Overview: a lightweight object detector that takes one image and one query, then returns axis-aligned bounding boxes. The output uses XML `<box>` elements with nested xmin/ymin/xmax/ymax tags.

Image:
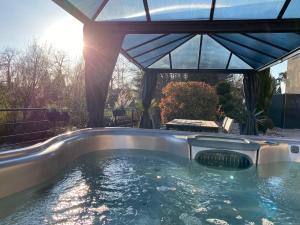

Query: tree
<box><xmin>13</xmin><ymin>41</ymin><xmax>51</xmax><ymax>112</ymax></box>
<box><xmin>0</xmin><ymin>48</ymin><xmax>17</xmax><ymax>90</ymax></box>
<box><xmin>276</xmin><ymin>71</ymin><xmax>287</xmax><ymax>94</ymax></box>
<box><xmin>216</xmin><ymin>80</ymin><xmax>244</xmax><ymax>122</ymax></box>
<box><xmin>0</xmin><ymin>41</ymin><xmax>87</xmax><ymax>128</ymax></box>
<box><xmin>257</xmin><ymin>69</ymin><xmax>276</xmax><ymax>133</ymax></box>
<box><xmin>65</xmin><ymin>60</ymin><xmax>87</xmax><ymax>128</ymax></box>
<box><xmin>107</xmin><ymin>55</ymin><xmax>141</xmax><ymax>109</ymax></box>
<box><xmin>160</xmin><ymin>81</ymin><xmax>218</xmax><ymax>123</ymax></box>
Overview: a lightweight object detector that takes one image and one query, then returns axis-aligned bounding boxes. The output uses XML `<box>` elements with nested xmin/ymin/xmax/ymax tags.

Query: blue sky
<box><xmin>1</xmin><ymin>1</ymin><xmax>65</xmax><ymax>48</ymax></box>
<box><xmin>0</xmin><ymin>0</ymin><xmax>287</xmax><ymax>76</ymax></box>
<box><xmin>270</xmin><ymin>61</ymin><xmax>287</xmax><ymax>78</ymax></box>
<box><xmin>0</xmin><ymin>0</ymin><xmax>83</xmax><ymax>56</ymax></box>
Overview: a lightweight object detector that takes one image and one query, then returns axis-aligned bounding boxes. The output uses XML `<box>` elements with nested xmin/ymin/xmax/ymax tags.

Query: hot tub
<box><xmin>0</xmin><ymin>128</ymin><xmax>300</xmax><ymax>225</ymax></box>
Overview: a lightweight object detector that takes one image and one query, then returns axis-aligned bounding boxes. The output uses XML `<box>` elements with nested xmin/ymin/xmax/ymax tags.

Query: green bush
<box><xmin>216</xmin><ymin>81</ymin><xmax>244</xmax><ymax>122</ymax></box>
<box><xmin>159</xmin><ymin>81</ymin><xmax>218</xmax><ymax>124</ymax></box>
<box><xmin>257</xmin><ymin>69</ymin><xmax>276</xmax><ymax>133</ymax></box>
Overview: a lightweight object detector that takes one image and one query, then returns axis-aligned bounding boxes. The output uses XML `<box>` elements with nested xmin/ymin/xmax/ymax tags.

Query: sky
<box><xmin>0</xmin><ymin>0</ymin><xmax>83</xmax><ymax>58</ymax></box>
<box><xmin>0</xmin><ymin>0</ymin><xmax>287</xmax><ymax>77</ymax></box>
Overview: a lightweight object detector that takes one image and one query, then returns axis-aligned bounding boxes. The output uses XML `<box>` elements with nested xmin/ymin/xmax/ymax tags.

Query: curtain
<box><xmin>243</xmin><ymin>73</ymin><xmax>259</xmax><ymax>135</ymax></box>
<box><xmin>139</xmin><ymin>70</ymin><xmax>157</xmax><ymax>129</ymax></box>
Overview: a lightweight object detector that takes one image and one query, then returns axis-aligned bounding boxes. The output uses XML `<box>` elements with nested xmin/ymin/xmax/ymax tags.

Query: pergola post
<box><xmin>243</xmin><ymin>72</ymin><xmax>260</xmax><ymax>135</ymax></box>
<box><xmin>139</xmin><ymin>70</ymin><xmax>158</xmax><ymax>129</ymax></box>
<box><xmin>83</xmin><ymin>24</ymin><xmax>125</xmax><ymax>127</ymax></box>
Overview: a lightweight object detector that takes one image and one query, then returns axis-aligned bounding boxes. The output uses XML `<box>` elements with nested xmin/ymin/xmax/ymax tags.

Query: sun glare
<box><xmin>41</xmin><ymin>17</ymin><xmax>83</xmax><ymax>58</ymax></box>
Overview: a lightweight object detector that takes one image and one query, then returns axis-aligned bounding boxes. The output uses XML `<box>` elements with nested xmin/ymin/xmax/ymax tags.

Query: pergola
<box><xmin>53</xmin><ymin>0</ymin><xmax>300</xmax><ymax>134</ymax></box>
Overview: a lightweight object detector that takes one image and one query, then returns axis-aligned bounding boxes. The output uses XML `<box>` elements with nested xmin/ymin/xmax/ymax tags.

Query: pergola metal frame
<box><xmin>52</xmin><ymin>0</ymin><xmax>300</xmax><ymax>134</ymax></box>
<box><xmin>120</xmin><ymin>30</ymin><xmax>300</xmax><ymax>73</ymax></box>
<box><xmin>146</xmin><ymin>68</ymin><xmax>254</xmax><ymax>74</ymax></box>
<box><xmin>53</xmin><ymin>0</ymin><xmax>300</xmax><ymax>73</ymax></box>
<box><xmin>53</xmin><ymin>0</ymin><xmax>295</xmax><ymax>24</ymax></box>
<box><xmin>90</xmin><ymin>19</ymin><xmax>300</xmax><ymax>34</ymax></box>
<box><xmin>81</xmin><ymin>19</ymin><xmax>300</xmax><ymax>73</ymax></box>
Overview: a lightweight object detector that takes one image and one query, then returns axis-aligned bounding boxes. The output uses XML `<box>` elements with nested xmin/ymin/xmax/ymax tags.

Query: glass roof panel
<box><xmin>96</xmin><ymin>0</ymin><xmax>146</xmax><ymax>21</ymax></box>
<box><xmin>134</xmin><ymin>36</ymin><xmax>192</xmax><ymax>66</ymax></box>
<box><xmin>237</xmin><ymin>55</ymin><xmax>264</xmax><ymax>69</ymax></box>
<box><xmin>122</xmin><ymin>34</ymin><xmax>164</xmax><ymax>50</ymax></box>
<box><xmin>149</xmin><ymin>55</ymin><xmax>170</xmax><ymax>69</ymax></box>
<box><xmin>129</xmin><ymin>34</ymin><xmax>190</xmax><ymax>57</ymax></box>
<box><xmin>121</xmin><ymin>32</ymin><xmax>300</xmax><ymax>70</ymax></box>
<box><xmin>214</xmin><ymin>0</ymin><xmax>286</xmax><ymax>19</ymax></box>
<box><xmin>171</xmin><ymin>35</ymin><xmax>200</xmax><ymax>69</ymax></box>
<box><xmin>247</xmin><ymin>33</ymin><xmax>300</xmax><ymax>50</ymax></box>
<box><xmin>228</xmin><ymin>55</ymin><xmax>252</xmax><ymax>69</ymax></box>
<box><xmin>148</xmin><ymin>0</ymin><xmax>211</xmax><ymax>21</ymax></box>
<box><xmin>199</xmin><ymin>35</ymin><xmax>231</xmax><ymax>69</ymax></box>
<box><xmin>216</xmin><ymin>34</ymin><xmax>286</xmax><ymax>58</ymax></box>
<box><xmin>283</xmin><ymin>0</ymin><xmax>300</xmax><ymax>18</ymax></box>
<box><xmin>211</xmin><ymin>35</ymin><xmax>274</xmax><ymax>67</ymax></box>
<box><xmin>140</xmin><ymin>54</ymin><xmax>166</xmax><ymax>67</ymax></box>
<box><xmin>68</xmin><ymin>0</ymin><xmax>104</xmax><ymax>18</ymax></box>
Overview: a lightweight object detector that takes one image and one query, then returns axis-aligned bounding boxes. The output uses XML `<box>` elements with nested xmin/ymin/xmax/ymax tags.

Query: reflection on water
<box><xmin>1</xmin><ymin>150</ymin><xmax>300</xmax><ymax>225</ymax></box>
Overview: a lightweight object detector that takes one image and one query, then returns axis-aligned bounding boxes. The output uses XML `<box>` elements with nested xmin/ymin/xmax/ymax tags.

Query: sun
<box><xmin>41</xmin><ymin>17</ymin><xmax>83</xmax><ymax>58</ymax></box>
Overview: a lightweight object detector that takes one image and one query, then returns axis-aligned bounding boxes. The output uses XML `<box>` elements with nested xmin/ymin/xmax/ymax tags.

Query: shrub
<box><xmin>216</xmin><ymin>81</ymin><xmax>244</xmax><ymax>122</ymax></box>
<box><xmin>159</xmin><ymin>81</ymin><xmax>218</xmax><ymax>124</ymax></box>
<box><xmin>257</xmin><ymin>69</ymin><xmax>276</xmax><ymax>133</ymax></box>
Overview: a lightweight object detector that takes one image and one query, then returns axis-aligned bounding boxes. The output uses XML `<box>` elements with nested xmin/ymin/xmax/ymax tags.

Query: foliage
<box><xmin>275</xmin><ymin>71</ymin><xmax>287</xmax><ymax>94</ymax></box>
<box><xmin>159</xmin><ymin>81</ymin><xmax>218</xmax><ymax>124</ymax></box>
<box><xmin>242</xmin><ymin>108</ymin><xmax>266</xmax><ymax>135</ymax></box>
<box><xmin>65</xmin><ymin>61</ymin><xmax>87</xmax><ymax>128</ymax></box>
<box><xmin>216</xmin><ymin>80</ymin><xmax>244</xmax><ymax>122</ymax></box>
<box><xmin>0</xmin><ymin>41</ymin><xmax>87</xmax><ymax>128</ymax></box>
<box><xmin>257</xmin><ymin>69</ymin><xmax>276</xmax><ymax>133</ymax></box>
<box><xmin>107</xmin><ymin>55</ymin><xmax>142</xmax><ymax>110</ymax></box>
<box><xmin>0</xmin><ymin>43</ymin><xmax>142</xmax><ymax>131</ymax></box>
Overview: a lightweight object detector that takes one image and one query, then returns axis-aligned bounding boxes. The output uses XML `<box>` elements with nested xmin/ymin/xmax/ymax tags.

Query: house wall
<box><xmin>286</xmin><ymin>55</ymin><xmax>300</xmax><ymax>94</ymax></box>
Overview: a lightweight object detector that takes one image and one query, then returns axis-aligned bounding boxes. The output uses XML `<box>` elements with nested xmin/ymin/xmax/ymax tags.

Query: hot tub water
<box><xmin>1</xmin><ymin>150</ymin><xmax>300</xmax><ymax>225</ymax></box>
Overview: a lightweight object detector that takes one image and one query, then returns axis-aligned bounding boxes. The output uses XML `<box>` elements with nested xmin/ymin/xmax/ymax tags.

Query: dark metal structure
<box><xmin>52</xmin><ymin>0</ymin><xmax>300</xmax><ymax>134</ymax></box>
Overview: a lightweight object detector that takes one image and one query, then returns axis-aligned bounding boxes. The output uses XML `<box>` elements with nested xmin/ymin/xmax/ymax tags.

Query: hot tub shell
<box><xmin>0</xmin><ymin>128</ymin><xmax>298</xmax><ymax>199</ymax></box>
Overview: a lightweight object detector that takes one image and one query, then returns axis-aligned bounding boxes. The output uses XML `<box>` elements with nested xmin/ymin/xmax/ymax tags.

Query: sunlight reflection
<box><xmin>40</xmin><ymin>17</ymin><xmax>83</xmax><ymax>59</ymax></box>
<box><xmin>125</xmin><ymin>4</ymin><xmax>215</xmax><ymax>19</ymax></box>
<box><xmin>51</xmin><ymin>181</ymin><xmax>92</xmax><ymax>224</ymax></box>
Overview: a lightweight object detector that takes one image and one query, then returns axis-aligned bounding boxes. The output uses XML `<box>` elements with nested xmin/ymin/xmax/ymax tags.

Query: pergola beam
<box><xmin>132</xmin><ymin>34</ymin><xmax>191</xmax><ymax>58</ymax></box>
<box><xmin>169</xmin><ymin>53</ymin><xmax>172</xmax><ymax>69</ymax></box>
<box><xmin>91</xmin><ymin>19</ymin><xmax>300</xmax><ymax>33</ymax></box>
<box><xmin>143</xmin><ymin>0</ymin><xmax>151</xmax><ymax>22</ymax></box>
<box><xmin>125</xmin><ymin>34</ymin><xmax>168</xmax><ymax>51</ymax></box>
<box><xmin>241</xmin><ymin>33</ymin><xmax>290</xmax><ymax>52</ymax></box>
<box><xmin>145</xmin><ymin>35</ymin><xmax>195</xmax><ymax>68</ymax></box>
<box><xmin>197</xmin><ymin>35</ymin><xmax>203</xmax><ymax>69</ymax></box>
<box><xmin>52</xmin><ymin>0</ymin><xmax>90</xmax><ymax>23</ymax></box>
<box><xmin>226</xmin><ymin>53</ymin><xmax>233</xmax><ymax>69</ymax></box>
<box><xmin>277</xmin><ymin>0</ymin><xmax>292</xmax><ymax>19</ymax></box>
<box><xmin>208</xmin><ymin>35</ymin><xmax>257</xmax><ymax>69</ymax></box>
<box><xmin>210</xmin><ymin>0</ymin><xmax>216</xmax><ymax>20</ymax></box>
<box><xmin>213</xmin><ymin>34</ymin><xmax>278</xmax><ymax>59</ymax></box>
<box><xmin>120</xmin><ymin>49</ymin><xmax>144</xmax><ymax>70</ymax></box>
<box><xmin>92</xmin><ymin>0</ymin><xmax>110</xmax><ymax>20</ymax></box>
<box><xmin>258</xmin><ymin>47</ymin><xmax>300</xmax><ymax>71</ymax></box>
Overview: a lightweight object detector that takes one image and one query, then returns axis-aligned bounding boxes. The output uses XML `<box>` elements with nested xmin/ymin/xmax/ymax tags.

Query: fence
<box><xmin>0</xmin><ymin>108</ymin><xmax>70</xmax><ymax>150</ymax></box>
<box><xmin>269</xmin><ymin>94</ymin><xmax>300</xmax><ymax>129</ymax></box>
<box><xmin>107</xmin><ymin>107</ymin><xmax>139</xmax><ymax>127</ymax></box>
<box><xmin>0</xmin><ymin>107</ymin><xmax>139</xmax><ymax>150</ymax></box>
